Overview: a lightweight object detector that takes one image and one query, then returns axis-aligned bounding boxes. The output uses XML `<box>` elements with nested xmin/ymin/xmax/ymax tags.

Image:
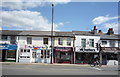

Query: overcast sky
<box><xmin>1</xmin><ymin>0</ymin><xmax>120</xmax><ymax>34</ymax></box>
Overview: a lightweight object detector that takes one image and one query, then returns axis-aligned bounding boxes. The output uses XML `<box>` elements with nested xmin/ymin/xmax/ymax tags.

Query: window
<box><xmin>1</xmin><ymin>36</ymin><xmax>7</xmax><ymax>41</ymax></box>
<box><xmin>81</xmin><ymin>39</ymin><xmax>86</xmax><ymax>48</ymax></box>
<box><xmin>67</xmin><ymin>38</ymin><xmax>71</xmax><ymax>46</ymax></box>
<box><xmin>118</xmin><ymin>41</ymin><xmax>120</xmax><ymax>48</ymax></box>
<box><xmin>43</xmin><ymin>38</ymin><xmax>48</xmax><ymax>44</ymax></box>
<box><xmin>109</xmin><ymin>40</ymin><xmax>115</xmax><ymax>47</ymax></box>
<box><xmin>102</xmin><ymin>41</ymin><xmax>107</xmax><ymax>45</ymax></box>
<box><xmin>58</xmin><ymin>38</ymin><xmax>63</xmax><ymax>45</ymax></box>
<box><xmin>89</xmin><ymin>39</ymin><xmax>94</xmax><ymax>47</ymax></box>
<box><xmin>27</xmin><ymin>37</ymin><xmax>32</xmax><ymax>44</ymax></box>
<box><xmin>10</xmin><ymin>36</ymin><xmax>16</xmax><ymax>44</ymax></box>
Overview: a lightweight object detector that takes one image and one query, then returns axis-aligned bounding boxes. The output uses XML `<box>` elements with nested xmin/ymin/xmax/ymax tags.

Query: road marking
<box><xmin>92</xmin><ymin>67</ymin><xmax>103</xmax><ymax>71</ymax></box>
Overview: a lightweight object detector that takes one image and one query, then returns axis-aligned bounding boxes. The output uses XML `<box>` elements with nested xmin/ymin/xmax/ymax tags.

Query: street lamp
<box><xmin>50</xmin><ymin>4</ymin><xmax>54</xmax><ymax>64</ymax></box>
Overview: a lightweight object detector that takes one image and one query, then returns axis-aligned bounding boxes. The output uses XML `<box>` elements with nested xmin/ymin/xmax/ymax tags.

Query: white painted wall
<box><xmin>75</xmin><ymin>35</ymin><xmax>100</xmax><ymax>52</ymax></box>
<box><xmin>100</xmin><ymin>40</ymin><xmax>118</xmax><ymax>47</ymax></box>
<box><xmin>0</xmin><ymin>36</ymin><xmax>10</xmax><ymax>44</ymax></box>
<box><xmin>17</xmin><ymin>36</ymin><xmax>51</xmax><ymax>49</ymax></box>
<box><xmin>54</xmin><ymin>37</ymin><xmax>74</xmax><ymax>47</ymax></box>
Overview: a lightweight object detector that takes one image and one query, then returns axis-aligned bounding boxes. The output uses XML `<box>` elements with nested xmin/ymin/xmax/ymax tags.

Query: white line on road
<box><xmin>90</xmin><ymin>67</ymin><xmax>103</xmax><ymax>71</ymax></box>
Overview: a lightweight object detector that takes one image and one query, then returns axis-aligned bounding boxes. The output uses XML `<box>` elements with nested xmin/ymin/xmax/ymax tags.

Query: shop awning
<box><xmin>54</xmin><ymin>47</ymin><xmax>73</xmax><ymax>52</ymax></box>
<box><xmin>0</xmin><ymin>44</ymin><xmax>17</xmax><ymax>50</ymax></box>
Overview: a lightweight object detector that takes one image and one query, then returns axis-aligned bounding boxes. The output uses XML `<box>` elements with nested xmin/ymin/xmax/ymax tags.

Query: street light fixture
<box><xmin>51</xmin><ymin>4</ymin><xmax>54</xmax><ymax>64</ymax></box>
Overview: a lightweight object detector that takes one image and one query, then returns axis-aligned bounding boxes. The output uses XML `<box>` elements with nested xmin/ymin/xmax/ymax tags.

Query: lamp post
<box><xmin>51</xmin><ymin>4</ymin><xmax>54</xmax><ymax>64</ymax></box>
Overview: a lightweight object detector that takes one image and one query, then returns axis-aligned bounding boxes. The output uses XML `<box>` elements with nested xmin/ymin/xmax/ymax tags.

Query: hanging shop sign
<box><xmin>0</xmin><ymin>44</ymin><xmax>17</xmax><ymax>50</ymax></box>
<box><xmin>54</xmin><ymin>47</ymin><xmax>73</xmax><ymax>52</ymax></box>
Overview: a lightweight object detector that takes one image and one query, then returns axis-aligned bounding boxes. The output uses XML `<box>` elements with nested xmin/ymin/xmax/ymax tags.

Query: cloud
<box><xmin>1</xmin><ymin>0</ymin><xmax>71</xmax><ymax>10</ymax></box>
<box><xmin>1</xmin><ymin>10</ymin><xmax>62</xmax><ymax>31</ymax></box>
<box><xmin>92</xmin><ymin>15</ymin><xmax>120</xmax><ymax>25</ymax></box>
<box><xmin>103</xmin><ymin>22</ymin><xmax>119</xmax><ymax>34</ymax></box>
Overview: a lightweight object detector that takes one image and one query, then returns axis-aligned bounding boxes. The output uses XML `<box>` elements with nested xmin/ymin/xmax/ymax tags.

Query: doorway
<box><xmin>36</xmin><ymin>49</ymin><xmax>51</xmax><ymax>63</ymax></box>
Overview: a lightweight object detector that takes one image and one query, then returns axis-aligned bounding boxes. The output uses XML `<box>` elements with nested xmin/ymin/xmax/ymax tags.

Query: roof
<box><xmin>0</xmin><ymin>30</ymin><xmax>55</xmax><ymax>36</ymax></box>
<box><xmin>97</xmin><ymin>33</ymin><xmax>120</xmax><ymax>40</ymax></box>
<box><xmin>72</xmin><ymin>31</ymin><xmax>99</xmax><ymax>36</ymax></box>
<box><xmin>1</xmin><ymin>30</ymin><xmax>120</xmax><ymax>40</ymax></box>
<box><xmin>55</xmin><ymin>31</ymin><xmax>74</xmax><ymax>37</ymax></box>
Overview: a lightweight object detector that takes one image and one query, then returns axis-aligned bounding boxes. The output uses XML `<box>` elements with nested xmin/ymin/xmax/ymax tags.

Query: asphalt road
<box><xmin>1</xmin><ymin>63</ymin><xmax>119</xmax><ymax>75</ymax></box>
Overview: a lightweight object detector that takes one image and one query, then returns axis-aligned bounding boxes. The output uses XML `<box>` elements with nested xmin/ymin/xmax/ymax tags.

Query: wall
<box><xmin>75</xmin><ymin>35</ymin><xmax>100</xmax><ymax>52</ymax></box>
<box><xmin>54</xmin><ymin>37</ymin><xmax>74</xmax><ymax>47</ymax></box>
<box><xmin>100</xmin><ymin>40</ymin><xmax>118</xmax><ymax>47</ymax></box>
<box><xmin>17</xmin><ymin>36</ymin><xmax>51</xmax><ymax>49</ymax></box>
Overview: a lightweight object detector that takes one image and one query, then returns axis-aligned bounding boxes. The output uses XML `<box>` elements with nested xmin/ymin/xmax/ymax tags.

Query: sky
<box><xmin>1</xmin><ymin>0</ymin><xmax>120</xmax><ymax>34</ymax></box>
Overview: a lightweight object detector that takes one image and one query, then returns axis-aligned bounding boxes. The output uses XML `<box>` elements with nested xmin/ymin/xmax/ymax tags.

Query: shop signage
<box><xmin>25</xmin><ymin>45</ymin><xmax>48</xmax><ymax>49</ymax></box>
<box><xmin>76</xmin><ymin>48</ymin><xmax>98</xmax><ymax>52</ymax></box>
<box><xmin>75</xmin><ymin>46</ymin><xmax>98</xmax><ymax>52</ymax></box>
<box><xmin>54</xmin><ymin>47</ymin><xmax>73</xmax><ymax>52</ymax></box>
<box><xmin>0</xmin><ymin>44</ymin><xmax>17</xmax><ymax>50</ymax></box>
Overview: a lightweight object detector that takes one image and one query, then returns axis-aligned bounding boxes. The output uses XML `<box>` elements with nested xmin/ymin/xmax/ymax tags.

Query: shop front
<box><xmin>54</xmin><ymin>47</ymin><xmax>74</xmax><ymax>64</ymax></box>
<box><xmin>75</xmin><ymin>48</ymin><xmax>99</xmax><ymax>64</ymax></box>
<box><xmin>18</xmin><ymin>45</ymin><xmax>51</xmax><ymax>63</ymax></box>
<box><xmin>0</xmin><ymin>44</ymin><xmax>17</xmax><ymax>62</ymax></box>
<box><xmin>101</xmin><ymin>47</ymin><xmax>119</xmax><ymax>65</ymax></box>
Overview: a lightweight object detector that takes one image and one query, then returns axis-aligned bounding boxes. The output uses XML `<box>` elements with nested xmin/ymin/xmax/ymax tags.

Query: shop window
<box><xmin>6</xmin><ymin>50</ymin><xmax>16</xmax><ymax>58</ymax></box>
<box><xmin>67</xmin><ymin>38</ymin><xmax>71</xmax><ymax>46</ymax></box>
<box><xmin>32</xmin><ymin>52</ymin><xmax>36</xmax><ymax>58</ymax></box>
<box><xmin>58</xmin><ymin>38</ymin><xmax>63</xmax><ymax>45</ymax></box>
<box><xmin>27</xmin><ymin>37</ymin><xmax>32</xmax><ymax>44</ymax></box>
<box><xmin>27</xmin><ymin>49</ymin><xmax>30</xmax><ymax>52</ymax></box>
<box><xmin>41</xmin><ymin>50</ymin><xmax>43</xmax><ymax>58</ymax></box>
<box><xmin>1</xmin><ymin>36</ymin><xmax>7</xmax><ymax>41</ymax></box>
<box><xmin>102</xmin><ymin>41</ymin><xmax>107</xmax><ymax>45</ymax></box>
<box><xmin>47</xmin><ymin>50</ymin><xmax>50</xmax><ymax>58</ymax></box>
<box><xmin>10</xmin><ymin>36</ymin><xmax>16</xmax><ymax>44</ymax></box>
<box><xmin>81</xmin><ymin>39</ymin><xmax>86</xmax><ymax>48</ymax></box>
<box><xmin>61</xmin><ymin>52</ymin><xmax>71</xmax><ymax>61</ymax></box>
<box><xmin>43</xmin><ymin>38</ymin><xmax>48</xmax><ymax>45</ymax></box>
<box><xmin>89</xmin><ymin>39</ymin><xmax>94</xmax><ymax>47</ymax></box>
<box><xmin>109</xmin><ymin>40</ymin><xmax>115</xmax><ymax>47</ymax></box>
<box><xmin>24</xmin><ymin>49</ymin><xmax>27</xmax><ymax>52</ymax></box>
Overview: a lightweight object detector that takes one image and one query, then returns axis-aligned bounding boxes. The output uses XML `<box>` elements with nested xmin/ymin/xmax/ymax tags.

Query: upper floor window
<box><xmin>27</xmin><ymin>37</ymin><xmax>32</xmax><ymax>44</ymax></box>
<box><xmin>43</xmin><ymin>38</ymin><xmax>48</xmax><ymax>44</ymax></box>
<box><xmin>89</xmin><ymin>39</ymin><xmax>94</xmax><ymax>47</ymax></box>
<box><xmin>102</xmin><ymin>40</ymin><xmax>107</xmax><ymax>45</ymax></box>
<box><xmin>58</xmin><ymin>38</ymin><xmax>63</xmax><ymax>45</ymax></box>
<box><xmin>1</xmin><ymin>36</ymin><xmax>7</xmax><ymax>41</ymax></box>
<box><xmin>67</xmin><ymin>38</ymin><xmax>71</xmax><ymax>46</ymax></box>
<box><xmin>109</xmin><ymin>40</ymin><xmax>115</xmax><ymax>47</ymax></box>
<box><xmin>118</xmin><ymin>41</ymin><xmax>120</xmax><ymax>48</ymax></box>
<box><xmin>81</xmin><ymin>39</ymin><xmax>86</xmax><ymax>48</ymax></box>
<box><xmin>10</xmin><ymin>36</ymin><xmax>16</xmax><ymax>44</ymax></box>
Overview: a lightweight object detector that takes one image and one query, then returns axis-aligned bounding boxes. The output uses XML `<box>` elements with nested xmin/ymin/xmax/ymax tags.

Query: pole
<box><xmin>51</xmin><ymin>4</ymin><xmax>54</xmax><ymax>64</ymax></box>
<box><xmin>99</xmin><ymin>43</ymin><xmax>102</xmax><ymax>66</ymax></box>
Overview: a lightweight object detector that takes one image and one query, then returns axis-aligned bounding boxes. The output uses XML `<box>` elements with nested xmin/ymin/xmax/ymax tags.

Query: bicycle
<box><xmin>90</xmin><ymin>60</ymin><xmax>102</xmax><ymax>67</ymax></box>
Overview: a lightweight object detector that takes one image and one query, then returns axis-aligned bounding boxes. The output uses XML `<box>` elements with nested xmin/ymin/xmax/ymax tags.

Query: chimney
<box><xmin>93</xmin><ymin>26</ymin><xmax>97</xmax><ymax>34</ymax></box>
<box><xmin>98</xmin><ymin>30</ymin><xmax>102</xmax><ymax>33</ymax></box>
<box><xmin>107</xmin><ymin>28</ymin><xmax>114</xmax><ymax>35</ymax></box>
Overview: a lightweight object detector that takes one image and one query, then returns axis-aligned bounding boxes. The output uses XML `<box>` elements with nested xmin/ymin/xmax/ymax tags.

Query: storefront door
<box><xmin>36</xmin><ymin>49</ymin><xmax>51</xmax><ymax>63</ymax></box>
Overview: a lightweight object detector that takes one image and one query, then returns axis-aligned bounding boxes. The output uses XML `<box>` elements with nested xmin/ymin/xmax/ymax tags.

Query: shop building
<box><xmin>53</xmin><ymin>32</ymin><xmax>75</xmax><ymax>64</ymax></box>
<box><xmin>73</xmin><ymin>27</ymin><xmax>100</xmax><ymax>64</ymax></box>
<box><xmin>0</xmin><ymin>31</ymin><xmax>18</xmax><ymax>62</ymax></box>
<box><xmin>16</xmin><ymin>31</ymin><xmax>54</xmax><ymax>63</ymax></box>
<box><xmin>97</xmin><ymin>28</ymin><xmax>120</xmax><ymax>65</ymax></box>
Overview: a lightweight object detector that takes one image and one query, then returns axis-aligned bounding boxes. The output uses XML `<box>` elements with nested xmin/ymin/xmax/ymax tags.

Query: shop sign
<box><xmin>76</xmin><ymin>46</ymin><xmax>98</xmax><ymax>52</ymax></box>
<box><xmin>54</xmin><ymin>47</ymin><xmax>73</xmax><ymax>52</ymax></box>
<box><xmin>25</xmin><ymin>45</ymin><xmax>48</xmax><ymax>49</ymax></box>
<box><xmin>0</xmin><ymin>44</ymin><xmax>17</xmax><ymax>50</ymax></box>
